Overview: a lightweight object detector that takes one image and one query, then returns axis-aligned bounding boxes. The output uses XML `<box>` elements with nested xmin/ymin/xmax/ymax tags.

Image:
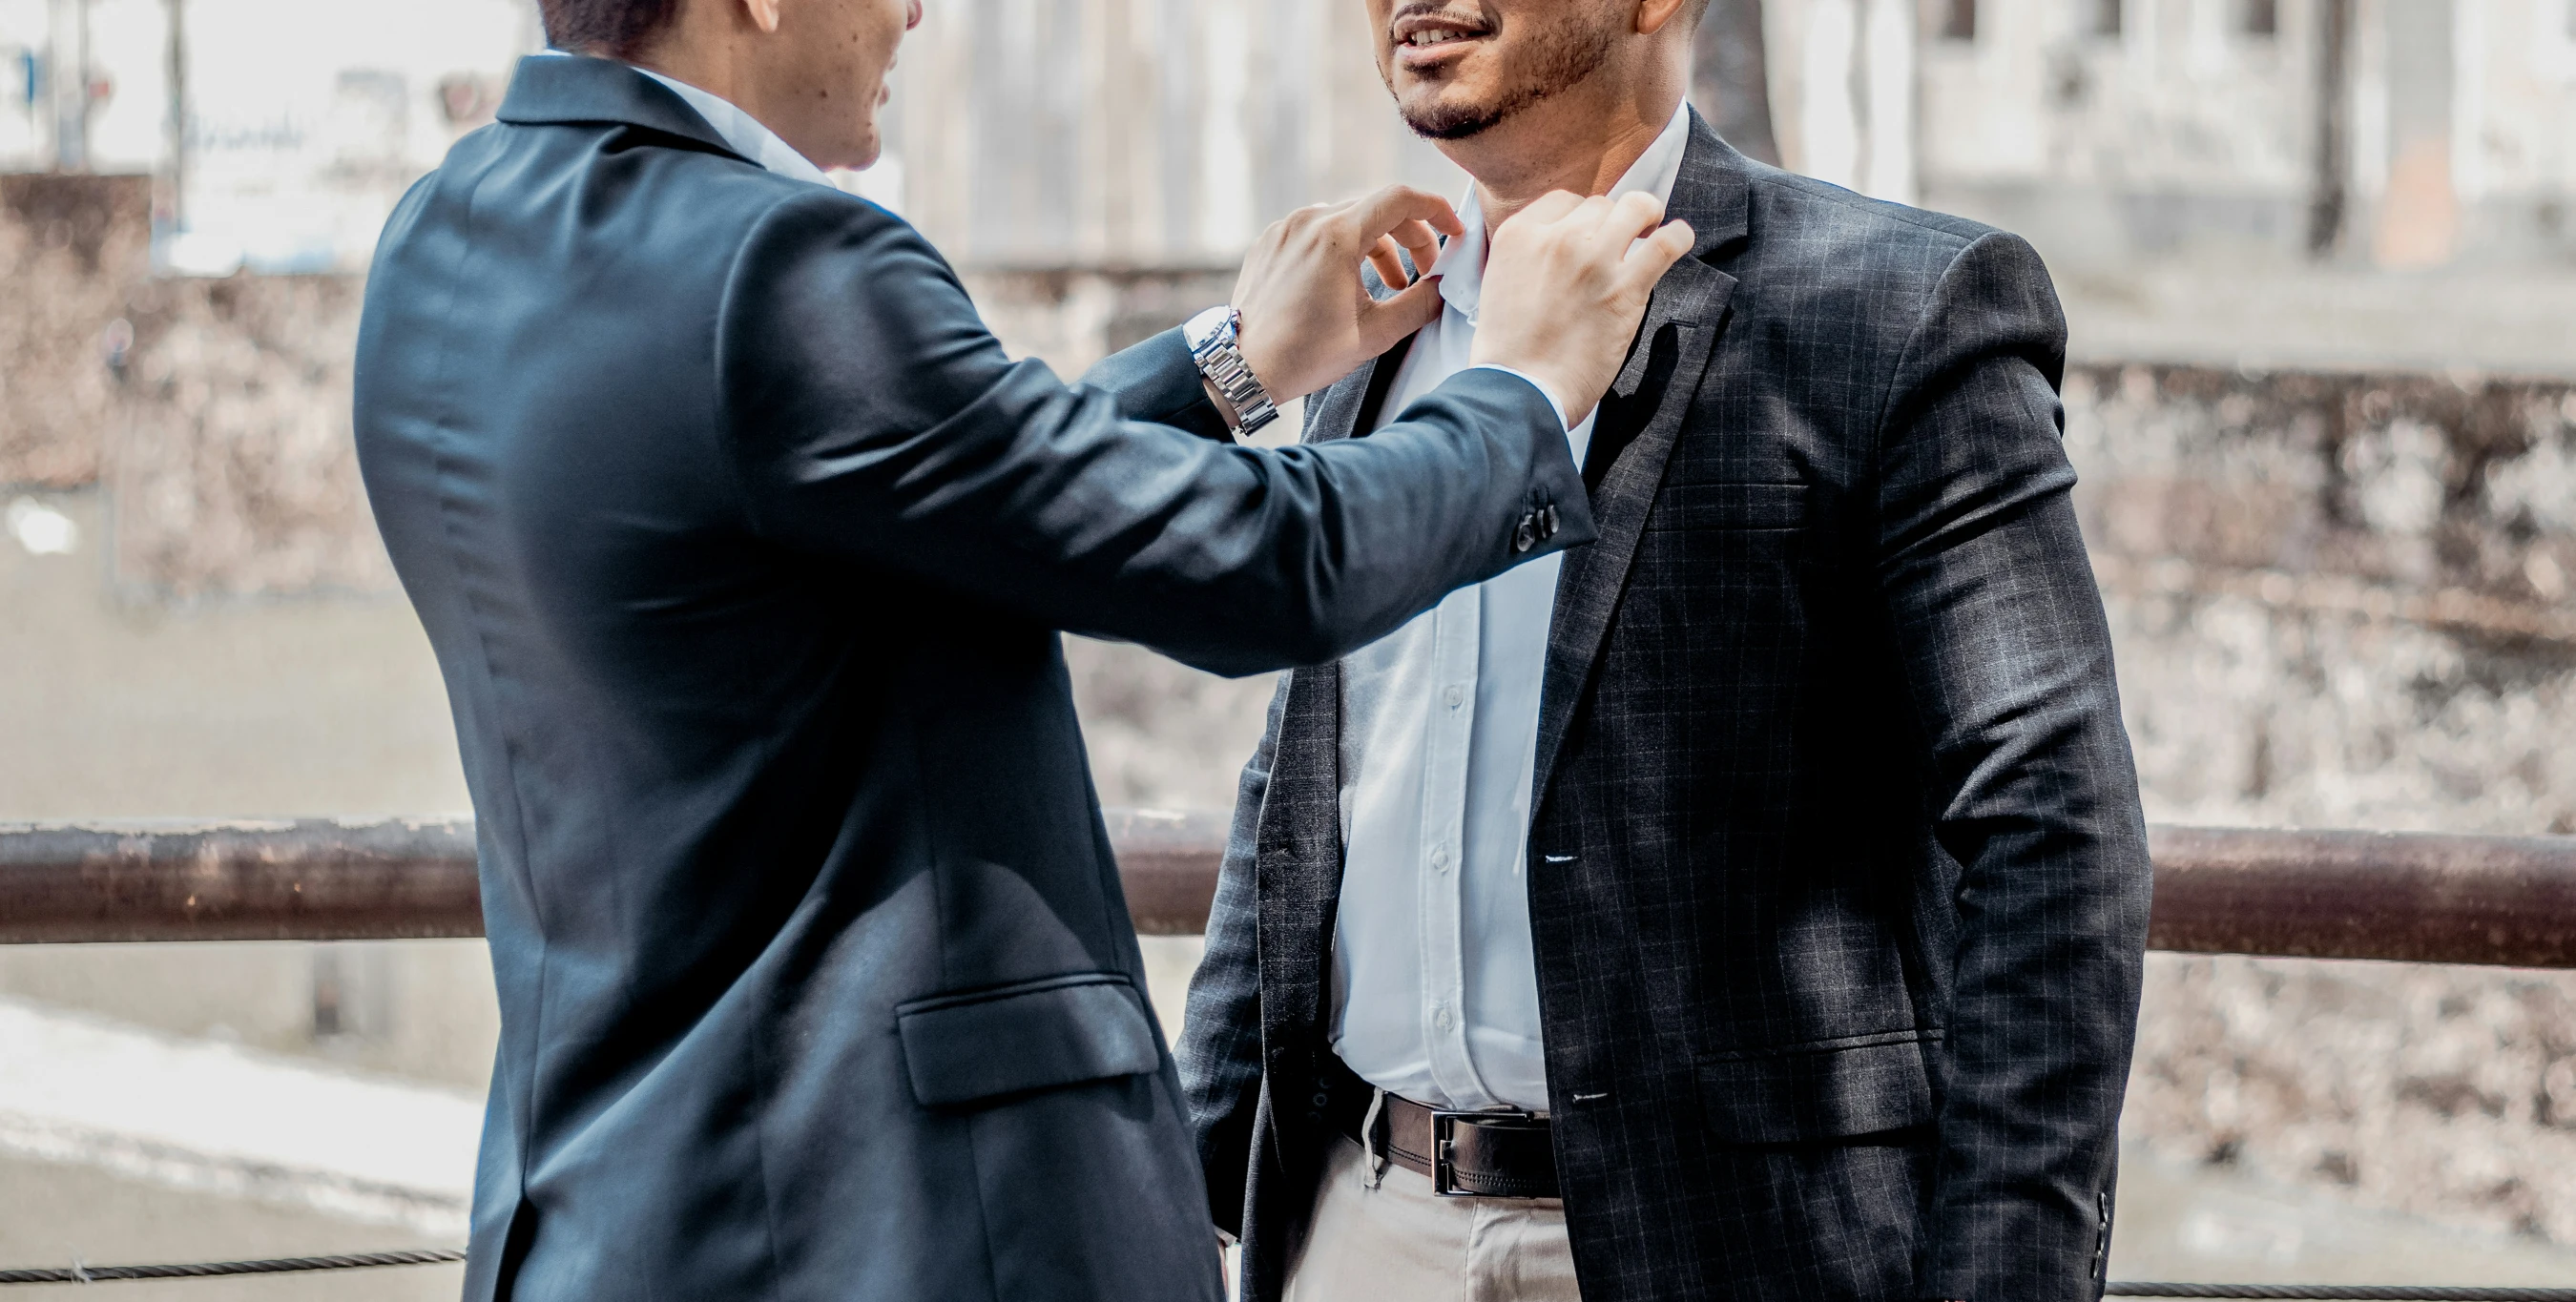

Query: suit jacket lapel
<box><xmin>1254</xmin><ymin>341</ymin><xmax>1412</xmax><ymax>1061</ymax></box>
<box><xmin>1530</xmin><ymin>113</ymin><xmax>1751</xmax><ymax>811</ymax></box>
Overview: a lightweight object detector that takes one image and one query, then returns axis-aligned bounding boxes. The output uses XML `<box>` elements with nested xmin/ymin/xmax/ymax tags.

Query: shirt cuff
<box><xmin>1463</xmin><ymin>363</ymin><xmax>1573</xmax><ymax>433</ymax></box>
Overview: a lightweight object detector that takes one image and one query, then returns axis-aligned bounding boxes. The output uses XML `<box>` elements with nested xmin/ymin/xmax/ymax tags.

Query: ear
<box><xmin>1635</xmin><ymin>0</ymin><xmax>1692</xmax><ymax>34</ymax></box>
<box><xmin>741</xmin><ymin>0</ymin><xmax>783</xmax><ymax>33</ymax></box>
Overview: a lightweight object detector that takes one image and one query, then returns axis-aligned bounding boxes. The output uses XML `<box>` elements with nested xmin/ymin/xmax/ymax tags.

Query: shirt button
<box><xmin>1430</xmin><ymin>844</ymin><xmax>1451</xmax><ymax>872</ymax></box>
<box><xmin>1432</xmin><ymin>1003</ymin><xmax>1455</xmax><ymax>1031</ymax></box>
<box><xmin>1444</xmin><ymin>685</ymin><xmax>1465</xmax><ymax>711</ymax></box>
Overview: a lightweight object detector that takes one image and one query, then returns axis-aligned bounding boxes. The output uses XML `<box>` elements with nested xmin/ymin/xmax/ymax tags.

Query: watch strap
<box><xmin>1183</xmin><ymin>306</ymin><xmax>1280</xmax><ymax>436</ymax></box>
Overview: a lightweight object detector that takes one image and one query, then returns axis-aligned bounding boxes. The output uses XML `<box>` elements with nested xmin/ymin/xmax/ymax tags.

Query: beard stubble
<box><xmin>1390</xmin><ymin>6</ymin><xmax>1623</xmax><ymax>139</ymax></box>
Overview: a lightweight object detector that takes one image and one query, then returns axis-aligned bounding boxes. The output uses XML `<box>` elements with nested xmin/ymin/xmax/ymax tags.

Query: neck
<box><xmin>1440</xmin><ymin>65</ymin><xmax>1688</xmax><ymax>238</ymax></box>
<box><xmin>625</xmin><ymin>32</ymin><xmax>749</xmax><ymax>109</ymax></box>
<box><xmin>618</xmin><ymin>15</ymin><xmax>787</xmax><ymax>142</ymax></box>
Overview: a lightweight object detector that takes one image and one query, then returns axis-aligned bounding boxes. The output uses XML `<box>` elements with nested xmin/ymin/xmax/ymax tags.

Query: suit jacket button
<box><xmin>1513</xmin><ymin>516</ymin><xmax>1537</xmax><ymax>552</ymax></box>
<box><xmin>1542</xmin><ymin>504</ymin><xmax>1560</xmax><ymax>538</ymax></box>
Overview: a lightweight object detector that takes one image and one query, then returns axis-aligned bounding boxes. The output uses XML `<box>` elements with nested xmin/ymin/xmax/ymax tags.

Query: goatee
<box><xmin>1392</xmin><ymin>13</ymin><xmax>1618</xmax><ymax>139</ymax></box>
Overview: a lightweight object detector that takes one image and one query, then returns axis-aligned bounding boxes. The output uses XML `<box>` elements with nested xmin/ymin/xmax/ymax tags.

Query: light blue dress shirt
<box><xmin>1330</xmin><ymin>99</ymin><xmax>1694</xmax><ymax>1114</ymax></box>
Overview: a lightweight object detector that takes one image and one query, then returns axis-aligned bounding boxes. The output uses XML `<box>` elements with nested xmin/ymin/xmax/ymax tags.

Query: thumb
<box><xmin>1362</xmin><ymin>273</ymin><xmax>1447</xmax><ymax>351</ymax></box>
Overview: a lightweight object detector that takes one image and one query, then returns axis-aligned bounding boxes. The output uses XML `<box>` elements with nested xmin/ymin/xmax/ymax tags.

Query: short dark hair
<box><xmin>536</xmin><ymin>0</ymin><xmax>679</xmax><ymax>57</ymax></box>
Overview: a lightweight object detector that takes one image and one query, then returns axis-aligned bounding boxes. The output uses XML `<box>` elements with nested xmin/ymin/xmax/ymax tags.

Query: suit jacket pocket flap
<box><xmin>897</xmin><ymin>973</ymin><xmax>1160</xmax><ymax>1108</ymax></box>
<box><xmin>1696</xmin><ymin>1031</ymin><xmax>1936</xmax><ymax>1145</ymax></box>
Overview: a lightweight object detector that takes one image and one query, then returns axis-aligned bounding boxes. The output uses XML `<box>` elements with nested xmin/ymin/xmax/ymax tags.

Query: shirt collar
<box><xmin>1434</xmin><ymin>96</ymin><xmax>1695</xmax><ymax>324</ymax></box>
<box><xmin>534</xmin><ymin>50</ymin><xmax>834</xmax><ymax>187</ymax></box>
<box><xmin>629</xmin><ymin>67</ymin><xmax>835</xmax><ymax>187</ymax></box>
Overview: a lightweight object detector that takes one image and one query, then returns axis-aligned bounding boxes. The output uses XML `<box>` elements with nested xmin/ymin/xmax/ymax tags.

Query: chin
<box><xmin>1396</xmin><ymin>87</ymin><xmax>1512</xmax><ymax>141</ymax></box>
<box><xmin>832</xmin><ymin>125</ymin><xmax>883</xmax><ymax>173</ymax></box>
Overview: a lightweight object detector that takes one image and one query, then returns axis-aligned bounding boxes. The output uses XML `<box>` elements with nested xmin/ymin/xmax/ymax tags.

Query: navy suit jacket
<box><xmin>352</xmin><ymin>54</ymin><xmax>1590</xmax><ymax>1302</ymax></box>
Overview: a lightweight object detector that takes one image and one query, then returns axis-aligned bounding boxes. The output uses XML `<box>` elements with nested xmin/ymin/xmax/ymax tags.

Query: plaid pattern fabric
<box><xmin>1176</xmin><ymin>112</ymin><xmax>2152</xmax><ymax>1302</ymax></box>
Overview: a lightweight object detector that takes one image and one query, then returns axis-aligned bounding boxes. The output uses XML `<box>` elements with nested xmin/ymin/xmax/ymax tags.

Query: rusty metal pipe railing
<box><xmin>2143</xmin><ymin>825</ymin><xmax>2576</xmax><ymax>967</ymax></box>
<box><xmin>3</xmin><ymin>815</ymin><xmax>2572</xmax><ymax>968</ymax></box>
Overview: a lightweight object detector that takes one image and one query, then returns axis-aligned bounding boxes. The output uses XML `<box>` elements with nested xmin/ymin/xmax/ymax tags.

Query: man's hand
<box><xmin>1228</xmin><ymin>186</ymin><xmax>1465</xmax><ymax>404</ymax></box>
<box><xmin>1471</xmin><ymin>190</ymin><xmax>1694</xmax><ymax>426</ymax></box>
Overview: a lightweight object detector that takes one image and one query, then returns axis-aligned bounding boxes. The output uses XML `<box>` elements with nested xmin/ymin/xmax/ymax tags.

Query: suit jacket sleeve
<box><xmin>1870</xmin><ymin>232</ymin><xmax>2154</xmax><ymax>1302</ymax></box>
<box><xmin>1077</xmin><ymin>327</ymin><xmax>1236</xmax><ymax>444</ymax></box>
<box><xmin>1174</xmin><ymin>675</ymin><xmax>1285</xmax><ymax>1238</ymax></box>
<box><xmin>714</xmin><ymin>192</ymin><xmax>1593</xmax><ymax>677</ymax></box>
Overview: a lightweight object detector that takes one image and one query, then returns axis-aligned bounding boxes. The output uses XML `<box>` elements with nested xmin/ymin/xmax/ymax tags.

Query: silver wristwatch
<box><xmin>1182</xmin><ymin>305</ymin><xmax>1280</xmax><ymax>436</ymax></box>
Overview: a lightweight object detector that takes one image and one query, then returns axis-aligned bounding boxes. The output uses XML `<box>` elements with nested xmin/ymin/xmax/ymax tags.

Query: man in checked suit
<box><xmin>1178</xmin><ymin>0</ymin><xmax>2155</xmax><ymax>1299</ymax></box>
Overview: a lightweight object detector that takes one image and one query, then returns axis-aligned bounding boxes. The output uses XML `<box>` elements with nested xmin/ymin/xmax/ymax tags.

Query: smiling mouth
<box><xmin>1391</xmin><ymin>10</ymin><xmax>1492</xmax><ymax>63</ymax></box>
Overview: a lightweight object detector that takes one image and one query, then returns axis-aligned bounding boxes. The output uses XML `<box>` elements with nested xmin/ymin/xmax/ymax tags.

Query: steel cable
<box><xmin>0</xmin><ymin>1247</ymin><xmax>466</xmax><ymax>1285</ymax></box>
<box><xmin>2109</xmin><ymin>1286</ymin><xmax>2576</xmax><ymax>1300</ymax></box>
<box><xmin>1</xmin><ymin>1256</ymin><xmax>2569</xmax><ymax>1297</ymax></box>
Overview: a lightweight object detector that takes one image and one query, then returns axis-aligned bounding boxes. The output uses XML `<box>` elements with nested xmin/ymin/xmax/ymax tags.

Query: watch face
<box><xmin>1183</xmin><ymin>305</ymin><xmax>1235</xmax><ymax>352</ymax></box>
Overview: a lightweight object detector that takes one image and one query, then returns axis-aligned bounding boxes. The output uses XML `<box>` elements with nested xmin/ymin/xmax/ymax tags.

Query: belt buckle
<box><xmin>1427</xmin><ymin>1108</ymin><xmax>1539</xmax><ymax>1198</ymax></box>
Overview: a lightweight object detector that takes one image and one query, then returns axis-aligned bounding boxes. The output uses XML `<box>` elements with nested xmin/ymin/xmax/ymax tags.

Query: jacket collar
<box><xmin>1302</xmin><ymin>106</ymin><xmax>1752</xmax><ymax>447</ymax></box>
<box><xmin>494</xmin><ymin>53</ymin><xmax>748</xmax><ymax>164</ymax></box>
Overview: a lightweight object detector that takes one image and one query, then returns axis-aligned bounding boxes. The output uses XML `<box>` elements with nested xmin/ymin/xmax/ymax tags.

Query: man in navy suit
<box><xmin>351</xmin><ymin>0</ymin><xmax>1694</xmax><ymax>1297</ymax></box>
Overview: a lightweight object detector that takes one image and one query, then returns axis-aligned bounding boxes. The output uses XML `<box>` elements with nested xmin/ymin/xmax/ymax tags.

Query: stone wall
<box><xmin>2068</xmin><ymin>363</ymin><xmax>2576</xmax><ymax>836</ymax></box>
<box><xmin>0</xmin><ymin>175</ymin><xmax>144</xmax><ymax>489</ymax></box>
<box><xmin>2062</xmin><ymin>364</ymin><xmax>2576</xmax><ymax>1246</ymax></box>
<box><xmin>0</xmin><ymin>176</ymin><xmax>385</xmax><ymax>597</ymax></box>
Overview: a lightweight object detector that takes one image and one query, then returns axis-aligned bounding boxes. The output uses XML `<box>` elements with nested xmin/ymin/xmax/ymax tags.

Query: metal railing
<box><xmin>3</xmin><ymin>813</ymin><xmax>2573</xmax><ymax>967</ymax></box>
<box><xmin>6</xmin><ymin>813</ymin><xmax>2576</xmax><ymax>1295</ymax></box>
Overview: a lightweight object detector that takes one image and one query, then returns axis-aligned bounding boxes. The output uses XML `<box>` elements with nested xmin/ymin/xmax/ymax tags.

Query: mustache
<box><xmin>1386</xmin><ymin>0</ymin><xmax>1494</xmax><ymax>29</ymax></box>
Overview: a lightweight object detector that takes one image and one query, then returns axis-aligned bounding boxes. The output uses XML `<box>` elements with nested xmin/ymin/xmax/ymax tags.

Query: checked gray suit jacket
<box><xmin>1178</xmin><ymin>111</ymin><xmax>2154</xmax><ymax>1302</ymax></box>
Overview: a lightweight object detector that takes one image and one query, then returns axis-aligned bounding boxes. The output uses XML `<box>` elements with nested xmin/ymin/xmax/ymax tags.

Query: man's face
<box><xmin>769</xmin><ymin>0</ymin><xmax>922</xmax><ymax>169</ymax></box>
<box><xmin>1365</xmin><ymin>0</ymin><xmax>1628</xmax><ymax>139</ymax></box>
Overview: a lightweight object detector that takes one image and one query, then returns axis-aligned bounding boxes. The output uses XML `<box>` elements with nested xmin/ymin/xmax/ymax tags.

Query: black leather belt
<box><xmin>1322</xmin><ymin>1056</ymin><xmax>1559</xmax><ymax>1199</ymax></box>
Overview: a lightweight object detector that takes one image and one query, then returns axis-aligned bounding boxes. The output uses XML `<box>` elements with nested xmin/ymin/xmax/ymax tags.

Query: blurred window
<box><xmin>1938</xmin><ymin>0</ymin><xmax>1977</xmax><ymax>42</ymax></box>
<box><xmin>2088</xmin><ymin>0</ymin><xmax>2124</xmax><ymax>38</ymax></box>
<box><xmin>2242</xmin><ymin>0</ymin><xmax>2278</xmax><ymax>35</ymax></box>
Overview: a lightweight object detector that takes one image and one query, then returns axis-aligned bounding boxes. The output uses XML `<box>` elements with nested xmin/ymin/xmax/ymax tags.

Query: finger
<box><xmin>1589</xmin><ymin>191</ymin><xmax>1671</xmax><ymax>257</ymax></box>
<box><xmin>1337</xmin><ymin>184</ymin><xmax>1464</xmax><ymax>247</ymax></box>
<box><xmin>1367</xmin><ymin>235</ymin><xmax>1413</xmax><ymax>289</ymax></box>
<box><xmin>1503</xmin><ymin>189</ymin><xmax>1586</xmax><ymax>236</ymax></box>
<box><xmin>1392</xmin><ymin>217</ymin><xmax>1444</xmax><ymax>276</ymax></box>
<box><xmin>1616</xmin><ymin>218</ymin><xmax>1696</xmax><ymax>291</ymax></box>
<box><xmin>1361</xmin><ymin>272</ymin><xmax>1448</xmax><ymax>351</ymax></box>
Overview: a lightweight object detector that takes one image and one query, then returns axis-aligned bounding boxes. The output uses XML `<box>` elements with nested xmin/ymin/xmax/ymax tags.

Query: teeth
<box><xmin>1406</xmin><ymin>29</ymin><xmax>1470</xmax><ymax>45</ymax></box>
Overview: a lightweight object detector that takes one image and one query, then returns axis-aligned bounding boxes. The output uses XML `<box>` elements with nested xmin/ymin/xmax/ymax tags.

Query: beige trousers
<box><xmin>1282</xmin><ymin>1132</ymin><xmax>1583</xmax><ymax>1302</ymax></box>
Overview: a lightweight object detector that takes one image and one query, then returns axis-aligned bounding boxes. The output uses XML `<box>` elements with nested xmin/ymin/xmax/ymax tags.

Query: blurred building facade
<box><xmin>2</xmin><ymin>0</ymin><xmax>2568</xmax><ymax>301</ymax></box>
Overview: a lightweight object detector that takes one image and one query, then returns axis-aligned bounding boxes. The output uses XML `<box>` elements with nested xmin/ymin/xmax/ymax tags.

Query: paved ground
<box><xmin>0</xmin><ymin>1153</ymin><xmax>464</xmax><ymax>1302</ymax></box>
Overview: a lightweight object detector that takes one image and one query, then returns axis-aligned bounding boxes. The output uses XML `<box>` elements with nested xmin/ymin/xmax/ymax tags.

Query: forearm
<box><xmin>1076</xmin><ymin>326</ymin><xmax>1233</xmax><ymax>444</ymax></box>
<box><xmin>1904</xmin><ymin>495</ymin><xmax>2150</xmax><ymax>1300</ymax></box>
<box><xmin>722</xmin><ymin>196</ymin><xmax>1605</xmax><ymax>675</ymax></box>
